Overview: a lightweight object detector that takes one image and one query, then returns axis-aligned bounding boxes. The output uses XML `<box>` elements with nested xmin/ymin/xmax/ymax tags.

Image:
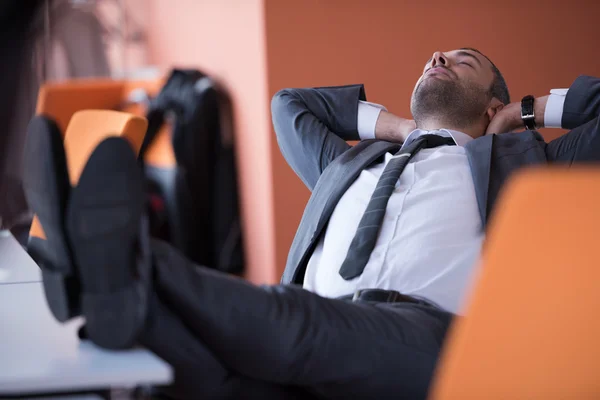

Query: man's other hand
<box><xmin>485</xmin><ymin>95</ymin><xmax>549</xmax><ymax>135</ymax></box>
<box><xmin>375</xmin><ymin>111</ymin><xmax>416</xmax><ymax>143</ymax></box>
<box><xmin>400</xmin><ymin>119</ymin><xmax>417</xmax><ymax>140</ymax></box>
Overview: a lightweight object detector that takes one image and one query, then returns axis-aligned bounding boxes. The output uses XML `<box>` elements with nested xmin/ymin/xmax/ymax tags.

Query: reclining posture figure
<box><xmin>23</xmin><ymin>48</ymin><xmax>600</xmax><ymax>399</ymax></box>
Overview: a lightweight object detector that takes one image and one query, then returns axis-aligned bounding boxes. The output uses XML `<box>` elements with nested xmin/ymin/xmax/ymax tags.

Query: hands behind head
<box><xmin>485</xmin><ymin>95</ymin><xmax>549</xmax><ymax>135</ymax></box>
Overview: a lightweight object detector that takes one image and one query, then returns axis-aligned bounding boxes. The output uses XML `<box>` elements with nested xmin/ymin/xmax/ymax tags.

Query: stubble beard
<box><xmin>410</xmin><ymin>77</ymin><xmax>490</xmax><ymax>130</ymax></box>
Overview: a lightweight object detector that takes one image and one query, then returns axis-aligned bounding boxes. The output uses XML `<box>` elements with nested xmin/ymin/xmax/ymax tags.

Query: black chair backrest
<box><xmin>140</xmin><ymin>69</ymin><xmax>244</xmax><ymax>274</ymax></box>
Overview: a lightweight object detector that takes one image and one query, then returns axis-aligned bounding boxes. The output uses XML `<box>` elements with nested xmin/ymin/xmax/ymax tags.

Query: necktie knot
<box><xmin>402</xmin><ymin>133</ymin><xmax>455</xmax><ymax>151</ymax></box>
<box><xmin>421</xmin><ymin>133</ymin><xmax>456</xmax><ymax>148</ymax></box>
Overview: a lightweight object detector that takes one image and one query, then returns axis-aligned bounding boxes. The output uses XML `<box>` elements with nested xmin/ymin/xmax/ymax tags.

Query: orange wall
<box><xmin>265</xmin><ymin>0</ymin><xmax>600</xmax><ymax>278</ymax></box>
<box><xmin>145</xmin><ymin>0</ymin><xmax>278</xmax><ymax>284</ymax></box>
<box><xmin>145</xmin><ymin>0</ymin><xmax>600</xmax><ymax>283</ymax></box>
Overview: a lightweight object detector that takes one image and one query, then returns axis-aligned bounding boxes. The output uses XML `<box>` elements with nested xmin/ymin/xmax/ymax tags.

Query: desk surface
<box><xmin>0</xmin><ymin>281</ymin><xmax>172</xmax><ymax>395</ymax></box>
<box><xmin>0</xmin><ymin>230</ymin><xmax>41</xmax><ymax>285</ymax></box>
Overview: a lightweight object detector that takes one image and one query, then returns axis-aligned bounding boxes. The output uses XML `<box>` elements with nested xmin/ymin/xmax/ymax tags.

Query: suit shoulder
<box><xmin>494</xmin><ymin>131</ymin><xmax>545</xmax><ymax>144</ymax></box>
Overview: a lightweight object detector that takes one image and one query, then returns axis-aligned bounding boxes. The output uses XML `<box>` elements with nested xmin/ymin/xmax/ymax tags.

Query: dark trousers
<box><xmin>138</xmin><ymin>240</ymin><xmax>454</xmax><ymax>399</ymax></box>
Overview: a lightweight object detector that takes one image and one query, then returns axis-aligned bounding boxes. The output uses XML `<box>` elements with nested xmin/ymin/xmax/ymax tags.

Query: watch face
<box><xmin>521</xmin><ymin>96</ymin><xmax>534</xmax><ymax>111</ymax></box>
<box><xmin>522</xmin><ymin>95</ymin><xmax>534</xmax><ymax>105</ymax></box>
<box><xmin>521</xmin><ymin>95</ymin><xmax>536</xmax><ymax>129</ymax></box>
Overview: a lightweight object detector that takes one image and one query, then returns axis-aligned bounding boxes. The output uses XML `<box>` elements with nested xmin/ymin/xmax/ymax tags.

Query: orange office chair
<box><xmin>29</xmin><ymin>110</ymin><xmax>148</xmax><ymax>241</ymax></box>
<box><xmin>429</xmin><ymin>167</ymin><xmax>600</xmax><ymax>400</ymax></box>
<box><xmin>31</xmin><ymin>79</ymin><xmax>175</xmax><ymax>240</ymax></box>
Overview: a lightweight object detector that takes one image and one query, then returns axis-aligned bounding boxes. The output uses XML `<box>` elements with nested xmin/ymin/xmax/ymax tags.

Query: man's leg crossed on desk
<box><xmin>24</xmin><ymin>127</ymin><xmax>453</xmax><ymax>399</ymax></box>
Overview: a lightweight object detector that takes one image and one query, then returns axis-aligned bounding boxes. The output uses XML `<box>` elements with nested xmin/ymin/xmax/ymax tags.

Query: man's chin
<box><xmin>422</xmin><ymin>75</ymin><xmax>453</xmax><ymax>86</ymax></box>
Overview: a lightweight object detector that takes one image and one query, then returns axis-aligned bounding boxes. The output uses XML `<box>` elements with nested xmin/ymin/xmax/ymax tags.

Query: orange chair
<box><xmin>29</xmin><ymin>78</ymin><xmax>170</xmax><ymax>241</ymax></box>
<box><xmin>430</xmin><ymin>167</ymin><xmax>600</xmax><ymax>399</ymax></box>
<box><xmin>29</xmin><ymin>110</ymin><xmax>147</xmax><ymax>240</ymax></box>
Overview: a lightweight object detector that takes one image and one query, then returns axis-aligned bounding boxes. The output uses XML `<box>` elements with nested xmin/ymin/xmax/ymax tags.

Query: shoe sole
<box><xmin>22</xmin><ymin>116</ymin><xmax>79</xmax><ymax>322</ymax></box>
<box><xmin>66</xmin><ymin>137</ymin><xmax>147</xmax><ymax>349</ymax></box>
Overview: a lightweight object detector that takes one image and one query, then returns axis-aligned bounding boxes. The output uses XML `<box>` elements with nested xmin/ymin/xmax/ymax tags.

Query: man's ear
<box><xmin>486</xmin><ymin>98</ymin><xmax>504</xmax><ymax>121</ymax></box>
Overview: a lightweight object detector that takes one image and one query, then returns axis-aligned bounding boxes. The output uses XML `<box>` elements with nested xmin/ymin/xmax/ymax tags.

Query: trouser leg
<box><xmin>151</xmin><ymin>240</ymin><xmax>454</xmax><ymax>399</ymax></box>
<box><xmin>138</xmin><ymin>290</ymin><xmax>312</xmax><ymax>399</ymax></box>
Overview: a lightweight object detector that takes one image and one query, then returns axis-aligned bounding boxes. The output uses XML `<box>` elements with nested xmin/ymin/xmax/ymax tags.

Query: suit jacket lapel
<box><xmin>315</xmin><ymin>141</ymin><xmax>400</xmax><ymax>234</ymax></box>
<box><xmin>465</xmin><ymin>134</ymin><xmax>494</xmax><ymax>228</ymax></box>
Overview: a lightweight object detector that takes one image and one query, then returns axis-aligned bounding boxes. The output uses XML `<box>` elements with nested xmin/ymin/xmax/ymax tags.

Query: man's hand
<box><xmin>485</xmin><ymin>95</ymin><xmax>549</xmax><ymax>135</ymax></box>
<box><xmin>485</xmin><ymin>102</ymin><xmax>521</xmax><ymax>134</ymax></box>
<box><xmin>375</xmin><ymin>111</ymin><xmax>416</xmax><ymax>143</ymax></box>
<box><xmin>400</xmin><ymin>118</ymin><xmax>417</xmax><ymax>140</ymax></box>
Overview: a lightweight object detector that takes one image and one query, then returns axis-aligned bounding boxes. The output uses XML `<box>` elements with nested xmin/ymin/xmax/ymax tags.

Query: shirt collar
<box><xmin>402</xmin><ymin>129</ymin><xmax>473</xmax><ymax>149</ymax></box>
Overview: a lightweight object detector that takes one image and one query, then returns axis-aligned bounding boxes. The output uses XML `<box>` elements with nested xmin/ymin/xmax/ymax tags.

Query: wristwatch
<box><xmin>521</xmin><ymin>95</ymin><xmax>536</xmax><ymax>130</ymax></box>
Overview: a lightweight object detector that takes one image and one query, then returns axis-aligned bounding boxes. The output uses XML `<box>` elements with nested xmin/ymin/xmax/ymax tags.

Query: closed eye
<box><xmin>458</xmin><ymin>61</ymin><xmax>474</xmax><ymax>69</ymax></box>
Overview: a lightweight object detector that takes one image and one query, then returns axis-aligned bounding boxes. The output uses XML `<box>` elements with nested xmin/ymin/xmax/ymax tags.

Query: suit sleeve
<box><xmin>271</xmin><ymin>85</ymin><xmax>366</xmax><ymax>191</ymax></box>
<box><xmin>546</xmin><ymin>75</ymin><xmax>600</xmax><ymax>163</ymax></box>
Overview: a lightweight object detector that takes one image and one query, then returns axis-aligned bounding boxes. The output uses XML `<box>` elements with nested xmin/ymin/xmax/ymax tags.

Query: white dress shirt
<box><xmin>303</xmin><ymin>89</ymin><xmax>568</xmax><ymax>314</ymax></box>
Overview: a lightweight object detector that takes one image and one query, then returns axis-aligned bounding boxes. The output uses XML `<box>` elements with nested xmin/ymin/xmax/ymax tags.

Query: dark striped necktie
<box><xmin>338</xmin><ymin>134</ymin><xmax>456</xmax><ymax>280</ymax></box>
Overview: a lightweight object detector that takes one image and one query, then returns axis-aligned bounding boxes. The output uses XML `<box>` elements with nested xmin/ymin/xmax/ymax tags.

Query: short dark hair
<box><xmin>461</xmin><ymin>47</ymin><xmax>510</xmax><ymax>105</ymax></box>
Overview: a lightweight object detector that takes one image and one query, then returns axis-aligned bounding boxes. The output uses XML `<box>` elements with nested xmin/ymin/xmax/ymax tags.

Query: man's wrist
<box><xmin>534</xmin><ymin>95</ymin><xmax>549</xmax><ymax>129</ymax></box>
<box><xmin>508</xmin><ymin>95</ymin><xmax>549</xmax><ymax>131</ymax></box>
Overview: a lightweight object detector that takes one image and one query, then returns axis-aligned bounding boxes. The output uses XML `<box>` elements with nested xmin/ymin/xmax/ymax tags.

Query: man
<box><xmin>276</xmin><ymin>48</ymin><xmax>585</xmax><ymax>313</ymax></box>
<box><xmin>23</xmin><ymin>48</ymin><xmax>600</xmax><ymax>399</ymax></box>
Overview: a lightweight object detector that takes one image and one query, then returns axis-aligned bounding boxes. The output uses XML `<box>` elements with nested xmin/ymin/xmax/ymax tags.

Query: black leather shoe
<box><xmin>23</xmin><ymin>116</ymin><xmax>80</xmax><ymax>322</ymax></box>
<box><xmin>66</xmin><ymin>136</ymin><xmax>151</xmax><ymax>349</ymax></box>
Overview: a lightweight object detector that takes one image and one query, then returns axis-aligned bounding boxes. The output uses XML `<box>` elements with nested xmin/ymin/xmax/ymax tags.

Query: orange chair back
<box><xmin>36</xmin><ymin>78</ymin><xmax>174</xmax><ymax>167</ymax></box>
<box><xmin>29</xmin><ymin>110</ymin><xmax>148</xmax><ymax>240</ymax></box>
<box><xmin>430</xmin><ymin>167</ymin><xmax>600</xmax><ymax>400</ymax></box>
<box><xmin>36</xmin><ymin>79</ymin><xmax>125</xmax><ymax>134</ymax></box>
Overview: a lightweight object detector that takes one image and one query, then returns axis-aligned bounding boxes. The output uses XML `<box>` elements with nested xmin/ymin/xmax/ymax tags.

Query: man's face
<box><xmin>410</xmin><ymin>49</ymin><xmax>497</xmax><ymax>133</ymax></box>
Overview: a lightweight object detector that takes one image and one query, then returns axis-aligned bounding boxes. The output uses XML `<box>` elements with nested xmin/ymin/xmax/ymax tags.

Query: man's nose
<box><xmin>431</xmin><ymin>51</ymin><xmax>448</xmax><ymax>68</ymax></box>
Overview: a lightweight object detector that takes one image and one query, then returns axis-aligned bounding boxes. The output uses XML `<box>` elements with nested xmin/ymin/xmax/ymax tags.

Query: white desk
<box><xmin>0</xmin><ymin>281</ymin><xmax>173</xmax><ymax>397</ymax></box>
<box><xmin>0</xmin><ymin>230</ymin><xmax>41</xmax><ymax>285</ymax></box>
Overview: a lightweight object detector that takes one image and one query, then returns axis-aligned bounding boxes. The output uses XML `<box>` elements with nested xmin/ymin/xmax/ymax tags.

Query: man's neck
<box><xmin>416</xmin><ymin>118</ymin><xmax>484</xmax><ymax>139</ymax></box>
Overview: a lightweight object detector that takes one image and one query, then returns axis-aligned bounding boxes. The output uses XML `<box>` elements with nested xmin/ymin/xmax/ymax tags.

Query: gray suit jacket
<box><xmin>272</xmin><ymin>76</ymin><xmax>600</xmax><ymax>285</ymax></box>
